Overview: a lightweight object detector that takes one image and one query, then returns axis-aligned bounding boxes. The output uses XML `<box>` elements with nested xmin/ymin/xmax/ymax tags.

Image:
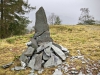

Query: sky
<box><xmin>26</xmin><ymin>0</ymin><xmax>100</xmax><ymax>28</ymax></box>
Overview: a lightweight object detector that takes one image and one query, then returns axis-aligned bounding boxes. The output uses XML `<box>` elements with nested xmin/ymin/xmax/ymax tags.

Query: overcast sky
<box><xmin>26</xmin><ymin>0</ymin><xmax>100</xmax><ymax>28</ymax></box>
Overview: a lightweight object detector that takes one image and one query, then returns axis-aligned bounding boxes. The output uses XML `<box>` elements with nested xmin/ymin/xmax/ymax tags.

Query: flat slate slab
<box><xmin>37</xmin><ymin>42</ymin><xmax>52</xmax><ymax>53</ymax></box>
<box><xmin>28</xmin><ymin>55</ymin><xmax>36</xmax><ymax>70</ymax></box>
<box><xmin>51</xmin><ymin>44</ymin><xmax>66</xmax><ymax>60</ymax></box>
<box><xmin>24</xmin><ymin>47</ymin><xmax>35</xmax><ymax>56</ymax></box>
<box><xmin>44</xmin><ymin>54</ymin><xmax>55</xmax><ymax>68</ymax></box>
<box><xmin>34</xmin><ymin>53</ymin><xmax>43</xmax><ymax>70</ymax></box>
<box><xmin>31</xmin><ymin>38</ymin><xmax>38</xmax><ymax>49</ymax></box>
<box><xmin>43</xmin><ymin>52</ymin><xmax>50</xmax><ymax>60</ymax></box>
<box><xmin>19</xmin><ymin>51</ymin><xmax>30</xmax><ymax>65</ymax></box>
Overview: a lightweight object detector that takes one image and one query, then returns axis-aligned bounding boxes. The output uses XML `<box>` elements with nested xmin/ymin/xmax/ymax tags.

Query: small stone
<box><xmin>60</xmin><ymin>45</ymin><xmax>69</xmax><ymax>53</ymax></box>
<box><xmin>52</xmin><ymin>44</ymin><xmax>66</xmax><ymax>60</ymax></box>
<box><xmin>24</xmin><ymin>47</ymin><xmax>35</xmax><ymax>56</ymax></box>
<box><xmin>37</xmin><ymin>42</ymin><xmax>52</xmax><ymax>53</ymax></box>
<box><xmin>19</xmin><ymin>52</ymin><xmax>29</xmax><ymax>65</ymax></box>
<box><xmin>21</xmin><ymin>61</ymin><xmax>26</xmax><ymax>67</ymax></box>
<box><xmin>43</xmin><ymin>52</ymin><xmax>50</xmax><ymax>60</ymax></box>
<box><xmin>28</xmin><ymin>72</ymin><xmax>34</xmax><ymax>75</ymax></box>
<box><xmin>53</xmin><ymin>69</ymin><xmax>63</xmax><ymax>75</ymax></box>
<box><xmin>26</xmin><ymin>41</ymin><xmax>32</xmax><ymax>46</ymax></box>
<box><xmin>2</xmin><ymin>62</ymin><xmax>13</xmax><ymax>69</ymax></box>
<box><xmin>38</xmin><ymin>69</ymin><xmax>44</xmax><ymax>74</ymax></box>
<box><xmin>14</xmin><ymin>66</ymin><xmax>25</xmax><ymax>71</ymax></box>
<box><xmin>31</xmin><ymin>38</ymin><xmax>38</xmax><ymax>49</ymax></box>
<box><xmin>82</xmin><ymin>61</ymin><xmax>86</xmax><ymax>64</ymax></box>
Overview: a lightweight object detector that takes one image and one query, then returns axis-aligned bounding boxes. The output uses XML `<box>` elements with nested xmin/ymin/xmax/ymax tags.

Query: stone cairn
<box><xmin>17</xmin><ymin>7</ymin><xmax>69</xmax><ymax>71</ymax></box>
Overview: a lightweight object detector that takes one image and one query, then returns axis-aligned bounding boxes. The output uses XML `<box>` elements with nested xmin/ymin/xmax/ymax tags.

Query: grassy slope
<box><xmin>0</xmin><ymin>25</ymin><xmax>100</xmax><ymax>75</ymax></box>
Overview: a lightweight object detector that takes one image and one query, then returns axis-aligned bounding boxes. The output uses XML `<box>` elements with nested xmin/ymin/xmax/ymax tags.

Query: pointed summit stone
<box><xmin>34</xmin><ymin>7</ymin><xmax>49</xmax><ymax>35</ymax></box>
<box><xmin>34</xmin><ymin>7</ymin><xmax>53</xmax><ymax>44</ymax></box>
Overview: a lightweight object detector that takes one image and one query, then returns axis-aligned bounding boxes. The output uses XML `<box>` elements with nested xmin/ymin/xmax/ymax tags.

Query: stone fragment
<box><xmin>26</xmin><ymin>41</ymin><xmax>32</xmax><ymax>46</ymax></box>
<box><xmin>24</xmin><ymin>47</ymin><xmax>35</xmax><ymax>56</ymax></box>
<box><xmin>43</xmin><ymin>52</ymin><xmax>50</xmax><ymax>60</ymax></box>
<box><xmin>34</xmin><ymin>53</ymin><xmax>43</xmax><ymax>70</ymax></box>
<box><xmin>19</xmin><ymin>52</ymin><xmax>29</xmax><ymax>65</ymax></box>
<box><xmin>44</xmin><ymin>44</ymin><xmax>52</xmax><ymax>56</ymax></box>
<box><xmin>31</xmin><ymin>38</ymin><xmax>38</xmax><ymax>49</ymax></box>
<box><xmin>53</xmin><ymin>43</ymin><xmax>62</xmax><ymax>49</ymax></box>
<box><xmin>54</xmin><ymin>55</ymin><xmax>62</xmax><ymax>66</ymax></box>
<box><xmin>21</xmin><ymin>61</ymin><xmax>26</xmax><ymax>67</ymax></box>
<box><xmin>37</xmin><ymin>42</ymin><xmax>52</xmax><ymax>53</ymax></box>
<box><xmin>44</xmin><ymin>54</ymin><xmax>55</xmax><ymax>68</ymax></box>
<box><xmin>38</xmin><ymin>69</ymin><xmax>44</xmax><ymax>74</ymax></box>
<box><xmin>52</xmin><ymin>44</ymin><xmax>66</xmax><ymax>60</ymax></box>
<box><xmin>28</xmin><ymin>72</ymin><xmax>35</xmax><ymax>75</ymax></box>
<box><xmin>14</xmin><ymin>66</ymin><xmax>25</xmax><ymax>71</ymax></box>
<box><xmin>2</xmin><ymin>62</ymin><xmax>13</xmax><ymax>69</ymax></box>
<box><xmin>53</xmin><ymin>69</ymin><xmax>63</xmax><ymax>75</ymax></box>
<box><xmin>60</xmin><ymin>45</ymin><xmax>69</xmax><ymax>53</ymax></box>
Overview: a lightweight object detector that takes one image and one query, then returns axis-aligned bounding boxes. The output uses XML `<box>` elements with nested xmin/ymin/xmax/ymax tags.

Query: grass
<box><xmin>0</xmin><ymin>25</ymin><xmax>100</xmax><ymax>75</ymax></box>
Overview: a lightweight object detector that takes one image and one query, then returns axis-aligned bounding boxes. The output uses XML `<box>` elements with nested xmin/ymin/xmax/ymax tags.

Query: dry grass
<box><xmin>0</xmin><ymin>25</ymin><xmax>100</xmax><ymax>75</ymax></box>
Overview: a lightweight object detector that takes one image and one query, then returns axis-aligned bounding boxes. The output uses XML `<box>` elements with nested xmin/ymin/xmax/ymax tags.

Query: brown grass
<box><xmin>0</xmin><ymin>25</ymin><xmax>100</xmax><ymax>75</ymax></box>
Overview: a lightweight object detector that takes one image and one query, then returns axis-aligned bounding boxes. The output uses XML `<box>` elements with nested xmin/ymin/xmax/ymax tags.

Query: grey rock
<box><xmin>19</xmin><ymin>52</ymin><xmax>29</xmax><ymax>65</ymax></box>
<box><xmin>26</xmin><ymin>41</ymin><xmax>32</xmax><ymax>46</ymax></box>
<box><xmin>14</xmin><ymin>66</ymin><xmax>25</xmax><ymax>71</ymax></box>
<box><xmin>54</xmin><ymin>55</ymin><xmax>62</xmax><ymax>66</ymax></box>
<box><xmin>44</xmin><ymin>53</ymin><xmax>62</xmax><ymax>68</ymax></box>
<box><xmin>34</xmin><ymin>53</ymin><xmax>43</xmax><ymax>70</ymax></box>
<box><xmin>2</xmin><ymin>62</ymin><xmax>13</xmax><ymax>69</ymax></box>
<box><xmin>44</xmin><ymin>54</ymin><xmax>55</xmax><ymax>68</ymax></box>
<box><xmin>21</xmin><ymin>61</ymin><xmax>26</xmax><ymax>67</ymax></box>
<box><xmin>53</xmin><ymin>43</ymin><xmax>62</xmax><ymax>50</ymax></box>
<box><xmin>24</xmin><ymin>47</ymin><xmax>35</xmax><ymax>56</ymax></box>
<box><xmin>36</xmin><ymin>31</ymin><xmax>53</xmax><ymax>44</ymax></box>
<box><xmin>28</xmin><ymin>72</ymin><xmax>35</xmax><ymax>75</ymax></box>
<box><xmin>60</xmin><ymin>45</ymin><xmax>69</xmax><ymax>53</ymax></box>
<box><xmin>97</xmin><ymin>72</ymin><xmax>100</xmax><ymax>75</ymax></box>
<box><xmin>43</xmin><ymin>52</ymin><xmax>50</xmax><ymax>60</ymax></box>
<box><xmin>28</xmin><ymin>56</ymin><xmax>36</xmax><ymax>70</ymax></box>
<box><xmin>38</xmin><ymin>69</ymin><xmax>44</xmax><ymax>74</ymax></box>
<box><xmin>34</xmin><ymin>7</ymin><xmax>49</xmax><ymax>35</ymax></box>
<box><xmin>37</xmin><ymin>42</ymin><xmax>52</xmax><ymax>53</ymax></box>
<box><xmin>44</xmin><ymin>44</ymin><xmax>52</xmax><ymax>56</ymax></box>
<box><xmin>51</xmin><ymin>44</ymin><xmax>66</xmax><ymax>60</ymax></box>
<box><xmin>31</xmin><ymin>38</ymin><xmax>38</xmax><ymax>49</ymax></box>
<box><xmin>53</xmin><ymin>69</ymin><xmax>63</xmax><ymax>75</ymax></box>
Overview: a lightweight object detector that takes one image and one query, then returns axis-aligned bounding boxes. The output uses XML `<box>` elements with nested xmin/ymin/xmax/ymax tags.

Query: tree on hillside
<box><xmin>78</xmin><ymin>8</ymin><xmax>95</xmax><ymax>25</ymax></box>
<box><xmin>48</xmin><ymin>13</ymin><xmax>56</xmax><ymax>25</ymax></box>
<box><xmin>0</xmin><ymin>0</ymin><xmax>35</xmax><ymax>39</ymax></box>
<box><xmin>54</xmin><ymin>16</ymin><xmax>62</xmax><ymax>25</ymax></box>
<box><xmin>48</xmin><ymin>13</ymin><xmax>61</xmax><ymax>25</ymax></box>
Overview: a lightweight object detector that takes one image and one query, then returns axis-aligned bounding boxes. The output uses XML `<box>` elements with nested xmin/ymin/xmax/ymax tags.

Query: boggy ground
<box><xmin>0</xmin><ymin>25</ymin><xmax>100</xmax><ymax>75</ymax></box>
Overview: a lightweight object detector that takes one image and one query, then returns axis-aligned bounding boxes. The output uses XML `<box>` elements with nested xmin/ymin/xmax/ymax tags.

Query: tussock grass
<box><xmin>0</xmin><ymin>25</ymin><xmax>100</xmax><ymax>75</ymax></box>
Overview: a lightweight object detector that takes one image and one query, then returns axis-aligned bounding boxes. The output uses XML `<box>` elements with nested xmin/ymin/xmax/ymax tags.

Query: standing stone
<box><xmin>34</xmin><ymin>7</ymin><xmax>49</xmax><ymax>34</ymax></box>
<box><xmin>33</xmin><ymin>7</ymin><xmax>53</xmax><ymax>44</ymax></box>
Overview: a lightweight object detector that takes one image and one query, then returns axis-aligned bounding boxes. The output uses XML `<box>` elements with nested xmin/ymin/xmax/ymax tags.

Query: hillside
<box><xmin>0</xmin><ymin>25</ymin><xmax>100</xmax><ymax>75</ymax></box>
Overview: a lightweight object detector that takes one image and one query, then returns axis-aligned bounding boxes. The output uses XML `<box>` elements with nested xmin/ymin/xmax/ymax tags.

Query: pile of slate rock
<box><xmin>19</xmin><ymin>41</ymin><xmax>69</xmax><ymax>71</ymax></box>
<box><xmin>19</xmin><ymin>7</ymin><xmax>69</xmax><ymax>71</ymax></box>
